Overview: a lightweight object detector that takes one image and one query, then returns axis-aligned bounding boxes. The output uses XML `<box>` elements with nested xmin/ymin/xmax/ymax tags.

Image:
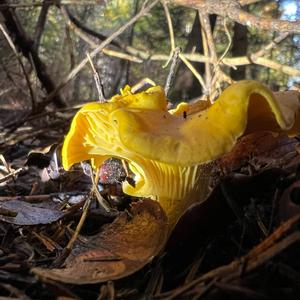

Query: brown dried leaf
<box><xmin>0</xmin><ymin>199</ymin><xmax>65</xmax><ymax>225</ymax></box>
<box><xmin>217</xmin><ymin>131</ymin><xmax>298</xmax><ymax>174</ymax></box>
<box><xmin>32</xmin><ymin>199</ymin><xmax>168</xmax><ymax>284</ymax></box>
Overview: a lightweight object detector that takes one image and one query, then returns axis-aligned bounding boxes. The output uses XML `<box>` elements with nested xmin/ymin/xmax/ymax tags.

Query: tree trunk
<box><xmin>169</xmin><ymin>12</ymin><xmax>216</xmax><ymax>101</ymax></box>
<box><xmin>230</xmin><ymin>22</ymin><xmax>248</xmax><ymax>80</ymax></box>
<box><xmin>1</xmin><ymin>4</ymin><xmax>66</xmax><ymax>110</ymax></box>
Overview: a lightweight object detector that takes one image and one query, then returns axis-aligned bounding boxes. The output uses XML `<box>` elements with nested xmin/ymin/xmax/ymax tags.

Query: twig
<box><xmin>0</xmin><ymin>167</ymin><xmax>24</xmax><ymax>184</ymax></box>
<box><xmin>0</xmin><ymin>0</ymin><xmax>260</xmax><ymax>9</ymax></box>
<box><xmin>148</xmin><ymin>52</ymin><xmax>300</xmax><ymax>77</ymax></box>
<box><xmin>87</xmin><ymin>164</ymin><xmax>110</xmax><ymax>212</ymax></box>
<box><xmin>59</xmin><ymin>2</ymin><xmax>297</xmax><ymax>80</ymax></box>
<box><xmin>199</xmin><ymin>13</ymin><xmax>218</xmax><ymax>64</ymax></box>
<box><xmin>0</xmin><ymin>154</ymin><xmax>11</xmax><ymax>174</ymax></box>
<box><xmin>60</xmin><ymin>5</ymin><xmax>142</xmax><ymax>63</ymax></box>
<box><xmin>131</xmin><ymin>77</ymin><xmax>156</xmax><ymax>93</ymax></box>
<box><xmin>249</xmin><ymin>32</ymin><xmax>290</xmax><ymax>64</ymax></box>
<box><xmin>66</xmin><ymin>195</ymin><xmax>91</xmax><ymax>250</ymax></box>
<box><xmin>199</xmin><ymin>12</ymin><xmax>223</xmax><ymax>98</ymax></box>
<box><xmin>162</xmin><ymin>0</ymin><xmax>175</xmax><ymax>51</ymax></box>
<box><xmin>247</xmin><ymin>213</ymin><xmax>300</xmax><ymax>259</ymax></box>
<box><xmin>2</xmin><ymin>5</ymin><xmax>66</xmax><ymax>108</ymax></box>
<box><xmin>179</xmin><ymin>53</ymin><xmax>207</xmax><ymax>94</ymax></box>
<box><xmin>86</xmin><ymin>52</ymin><xmax>106</xmax><ymax>102</ymax></box>
<box><xmin>247</xmin><ymin>56</ymin><xmax>300</xmax><ymax>76</ymax></box>
<box><xmin>217</xmin><ymin>18</ymin><xmax>235</xmax><ymax>69</ymax></box>
<box><xmin>155</xmin><ymin>214</ymin><xmax>300</xmax><ymax>299</ymax></box>
<box><xmin>161</xmin><ymin>0</ymin><xmax>176</xmax><ymax>68</ymax></box>
<box><xmin>33</xmin><ymin>1</ymin><xmax>50</xmax><ymax>50</ymax></box>
<box><xmin>161</xmin><ymin>1</ymin><xmax>206</xmax><ymax>94</ymax></box>
<box><xmin>0</xmin><ymin>23</ymin><xmax>36</xmax><ymax>111</ymax></box>
<box><xmin>65</xmin><ymin>26</ymin><xmax>75</xmax><ymax>70</ymax></box>
<box><xmin>172</xmin><ymin>0</ymin><xmax>300</xmax><ymax>33</ymax></box>
<box><xmin>239</xmin><ymin>0</ymin><xmax>262</xmax><ymax>5</ymax></box>
<box><xmin>101</xmin><ymin>48</ymin><xmax>142</xmax><ymax>63</ymax></box>
<box><xmin>40</xmin><ymin>0</ymin><xmax>160</xmax><ymax>112</ymax></box>
<box><xmin>164</xmin><ymin>47</ymin><xmax>181</xmax><ymax>97</ymax></box>
<box><xmin>199</xmin><ymin>12</ymin><xmax>211</xmax><ymax>92</ymax></box>
<box><xmin>213</xmin><ymin>282</ymin><xmax>269</xmax><ymax>299</ymax></box>
<box><xmin>224</xmin><ymin>231</ymin><xmax>300</xmax><ymax>283</ymax></box>
<box><xmin>0</xmin><ymin>192</ymin><xmax>88</xmax><ymax>203</ymax></box>
<box><xmin>60</xmin><ymin>6</ymin><xmax>152</xmax><ymax>62</ymax></box>
<box><xmin>0</xmin><ymin>283</ymin><xmax>31</xmax><ymax>300</ymax></box>
<box><xmin>0</xmin><ymin>1</ymin><xmax>100</xmax><ymax>8</ymax></box>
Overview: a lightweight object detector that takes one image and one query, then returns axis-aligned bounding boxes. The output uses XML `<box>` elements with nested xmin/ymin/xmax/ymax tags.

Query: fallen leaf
<box><xmin>32</xmin><ymin>199</ymin><xmax>168</xmax><ymax>284</ymax></box>
<box><xmin>217</xmin><ymin>131</ymin><xmax>298</xmax><ymax>174</ymax></box>
<box><xmin>0</xmin><ymin>199</ymin><xmax>65</xmax><ymax>225</ymax></box>
<box><xmin>164</xmin><ymin>168</ymin><xmax>288</xmax><ymax>274</ymax></box>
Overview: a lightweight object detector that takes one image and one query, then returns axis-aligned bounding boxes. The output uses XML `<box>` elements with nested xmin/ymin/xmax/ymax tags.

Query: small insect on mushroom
<box><xmin>62</xmin><ymin>80</ymin><xmax>300</xmax><ymax>228</ymax></box>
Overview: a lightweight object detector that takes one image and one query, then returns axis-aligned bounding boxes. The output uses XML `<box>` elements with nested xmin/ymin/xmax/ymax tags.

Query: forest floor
<box><xmin>1</xmin><ymin>104</ymin><xmax>300</xmax><ymax>300</ymax></box>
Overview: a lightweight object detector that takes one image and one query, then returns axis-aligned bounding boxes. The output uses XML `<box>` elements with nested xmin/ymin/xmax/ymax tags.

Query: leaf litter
<box><xmin>1</xmin><ymin>101</ymin><xmax>300</xmax><ymax>299</ymax></box>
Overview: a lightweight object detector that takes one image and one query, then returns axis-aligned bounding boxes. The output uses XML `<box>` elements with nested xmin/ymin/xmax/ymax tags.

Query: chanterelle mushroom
<box><xmin>62</xmin><ymin>81</ymin><xmax>300</xmax><ymax>227</ymax></box>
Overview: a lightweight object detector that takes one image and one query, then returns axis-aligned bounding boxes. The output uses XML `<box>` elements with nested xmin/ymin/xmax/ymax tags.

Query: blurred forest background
<box><xmin>0</xmin><ymin>0</ymin><xmax>299</xmax><ymax>127</ymax></box>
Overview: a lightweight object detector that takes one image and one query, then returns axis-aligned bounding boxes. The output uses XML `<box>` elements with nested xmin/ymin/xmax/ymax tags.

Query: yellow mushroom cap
<box><xmin>62</xmin><ymin>81</ymin><xmax>300</xmax><ymax>226</ymax></box>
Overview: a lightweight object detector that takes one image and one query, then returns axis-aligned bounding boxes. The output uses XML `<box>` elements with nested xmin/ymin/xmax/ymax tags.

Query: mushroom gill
<box><xmin>62</xmin><ymin>81</ymin><xmax>300</xmax><ymax>227</ymax></box>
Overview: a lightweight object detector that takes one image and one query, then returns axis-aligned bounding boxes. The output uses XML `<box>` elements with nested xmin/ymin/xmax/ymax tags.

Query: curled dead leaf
<box><xmin>32</xmin><ymin>199</ymin><xmax>168</xmax><ymax>284</ymax></box>
<box><xmin>216</xmin><ymin>131</ymin><xmax>299</xmax><ymax>175</ymax></box>
<box><xmin>165</xmin><ymin>168</ymin><xmax>288</xmax><ymax>274</ymax></box>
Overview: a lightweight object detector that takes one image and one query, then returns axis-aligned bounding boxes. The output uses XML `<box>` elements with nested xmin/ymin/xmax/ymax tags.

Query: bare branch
<box><xmin>162</xmin><ymin>0</ymin><xmax>175</xmax><ymax>52</ymax></box>
<box><xmin>239</xmin><ymin>0</ymin><xmax>262</xmax><ymax>5</ymax></box>
<box><xmin>199</xmin><ymin>12</ymin><xmax>211</xmax><ymax>92</ymax></box>
<box><xmin>0</xmin><ymin>1</ymin><xmax>104</xmax><ymax>9</ymax></box>
<box><xmin>171</xmin><ymin>0</ymin><xmax>300</xmax><ymax>33</ymax></box>
<box><xmin>33</xmin><ymin>0</ymin><xmax>50</xmax><ymax>51</ymax></box>
<box><xmin>60</xmin><ymin>6</ymin><xmax>154</xmax><ymax>63</ymax></box>
<box><xmin>0</xmin><ymin>23</ymin><xmax>36</xmax><ymax>110</ymax></box>
<box><xmin>253</xmin><ymin>32</ymin><xmax>289</xmax><ymax>58</ymax></box>
<box><xmin>165</xmin><ymin>47</ymin><xmax>181</xmax><ymax>96</ymax></box>
<box><xmin>86</xmin><ymin>52</ymin><xmax>106</xmax><ymax>102</ymax></box>
<box><xmin>150</xmin><ymin>52</ymin><xmax>300</xmax><ymax>77</ymax></box>
<box><xmin>199</xmin><ymin>12</ymin><xmax>220</xmax><ymax>96</ymax></box>
<box><xmin>0</xmin><ymin>0</ymin><xmax>260</xmax><ymax>9</ymax></box>
<box><xmin>1</xmin><ymin>3</ymin><xmax>66</xmax><ymax>109</ymax></box>
<box><xmin>179</xmin><ymin>53</ymin><xmax>207</xmax><ymax>92</ymax></box>
<box><xmin>162</xmin><ymin>2</ymin><xmax>207</xmax><ymax>93</ymax></box>
<box><xmin>38</xmin><ymin>0</ymin><xmax>160</xmax><ymax>113</ymax></box>
<box><xmin>60</xmin><ymin>6</ymin><xmax>142</xmax><ymax>63</ymax></box>
<box><xmin>62</xmin><ymin>6</ymin><xmax>121</xmax><ymax>49</ymax></box>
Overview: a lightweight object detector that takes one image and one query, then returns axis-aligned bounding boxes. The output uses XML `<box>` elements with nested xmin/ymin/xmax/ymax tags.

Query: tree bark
<box><xmin>1</xmin><ymin>3</ymin><xmax>66</xmax><ymax>110</ymax></box>
<box><xmin>171</xmin><ymin>0</ymin><xmax>300</xmax><ymax>33</ymax></box>
<box><xmin>33</xmin><ymin>0</ymin><xmax>50</xmax><ymax>51</ymax></box>
<box><xmin>170</xmin><ymin>12</ymin><xmax>216</xmax><ymax>101</ymax></box>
